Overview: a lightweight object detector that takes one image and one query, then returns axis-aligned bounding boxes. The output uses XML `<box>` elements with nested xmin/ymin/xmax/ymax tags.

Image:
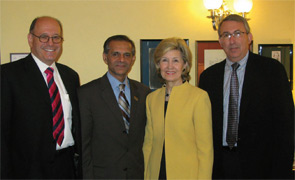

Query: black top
<box><xmin>159</xmin><ymin>101</ymin><xmax>168</xmax><ymax>179</ymax></box>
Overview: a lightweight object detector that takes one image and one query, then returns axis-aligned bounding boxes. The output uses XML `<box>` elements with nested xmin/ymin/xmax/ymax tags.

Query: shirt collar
<box><xmin>225</xmin><ymin>51</ymin><xmax>249</xmax><ymax>70</ymax></box>
<box><xmin>107</xmin><ymin>71</ymin><xmax>129</xmax><ymax>90</ymax></box>
<box><xmin>31</xmin><ymin>53</ymin><xmax>57</xmax><ymax>73</ymax></box>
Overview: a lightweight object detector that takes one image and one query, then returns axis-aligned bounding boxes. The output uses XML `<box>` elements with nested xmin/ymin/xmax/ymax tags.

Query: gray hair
<box><xmin>218</xmin><ymin>14</ymin><xmax>250</xmax><ymax>36</ymax></box>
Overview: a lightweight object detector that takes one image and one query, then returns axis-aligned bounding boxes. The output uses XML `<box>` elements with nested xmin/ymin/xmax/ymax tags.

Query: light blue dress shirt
<box><xmin>222</xmin><ymin>52</ymin><xmax>249</xmax><ymax>146</ymax></box>
<box><xmin>107</xmin><ymin>72</ymin><xmax>131</xmax><ymax>107</ymax></box>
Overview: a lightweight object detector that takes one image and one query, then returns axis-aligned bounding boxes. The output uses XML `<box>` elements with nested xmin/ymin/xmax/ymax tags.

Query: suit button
<box><xmin>123</xmin><ymin>168</ymin><xmax>128</xmax><ymax>171</ymax></box>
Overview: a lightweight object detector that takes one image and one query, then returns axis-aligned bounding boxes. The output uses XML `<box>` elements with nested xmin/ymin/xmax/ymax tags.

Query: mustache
<box><xmin>115</xmin><ymin>62</ymin><xmax>128</xmax><ymax>66</ymax></box>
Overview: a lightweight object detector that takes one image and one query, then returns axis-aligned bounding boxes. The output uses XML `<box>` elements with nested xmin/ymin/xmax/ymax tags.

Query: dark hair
<box><xmin>29</xmin><ymin>16</ymin><xmax>63</xmax><ymax>35</ymax></box>
<box><xmin>154</xmin><ymin>37</ymin><xmax>192</xmax><ymax>82</ymax></box>
<box><xmin>218</xmin><ymin>14</ymin><xmax>250</xmax><ymax>36</ymax></box>
<box><xmin>103</xmin><ymin>35</ymin><xmax>135</xmax><ymax>56</ymax></box>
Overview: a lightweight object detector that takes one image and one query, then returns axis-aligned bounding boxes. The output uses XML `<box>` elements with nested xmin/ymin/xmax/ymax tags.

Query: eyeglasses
<box><xmin>220</xmin><ymin>31</ymin><xmax>247</xmax><ymax>39</ymax></box>
<box><xmin>31</xmin><ymin>33</ymin><xmax>64</xmax><ymax>44</ymax></box>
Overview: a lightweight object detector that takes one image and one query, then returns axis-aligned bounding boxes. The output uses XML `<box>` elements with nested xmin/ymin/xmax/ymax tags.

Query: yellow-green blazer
<box><xmin>143</xmin><ymin>82</ymin><xmax>213</xmax><ymax>179</ymax></box>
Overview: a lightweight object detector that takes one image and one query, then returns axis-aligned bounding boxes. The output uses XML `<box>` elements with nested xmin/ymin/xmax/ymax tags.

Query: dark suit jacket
<box><xmin>1</xmin><ymin>54</ymin><xmax>81</xmax><ymax>179</ymax></box>
<box><xmin>78</xmin><ymin>73</ymin><xmax>151</xmax><ymax>179</ymax></box>
<box><xmin>199</xmin><ymin>52</ymin><xmax>294</xmax><ymax>179</ymax></box>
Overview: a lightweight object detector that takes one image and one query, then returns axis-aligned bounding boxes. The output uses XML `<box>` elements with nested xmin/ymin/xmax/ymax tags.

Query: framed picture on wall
<box><xmin>196</xmin><ymin>40</ymin><xmax>253</xmax><ymax>85</ymax></box>
<box><xmin>140</xmin><ymin>39</ymin><xmax>189</xmax><ymax>90</ymax></box>
<box><xmin>258</xmin><ymin>44</ymin><xmax>293</xmax><ymax>89</ymax></box>
<box><xmin>10</xmin><ymin>53</ymin><xmax>29</xmax><ymax>62</ymax></box>
<box><xmin>195</xmin><ymin>41</ymin><xmax>225</xmax><ymax>85</ymax></box>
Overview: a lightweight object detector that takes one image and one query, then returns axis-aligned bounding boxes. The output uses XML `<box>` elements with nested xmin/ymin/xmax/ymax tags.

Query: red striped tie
<box><xmin>45</xmin><ymin>67</ymin><xmax>64</xmax><ymax>146</ymax></box>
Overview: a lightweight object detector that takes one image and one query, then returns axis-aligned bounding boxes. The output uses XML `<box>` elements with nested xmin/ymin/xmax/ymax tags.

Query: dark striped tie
<box><xmin>226</xmin><ymin>63</ymin><xmax>240</xmax><ymax>149</ymax></box>
<box><xmin>118</xmin><ymin>84</ymin><xmax>130</xmax><ymax>133</ymax></box>
<box><xmin>45</xmin><ymin>67</ymin><xmax>64</xmax><ymax>146</ymax></box>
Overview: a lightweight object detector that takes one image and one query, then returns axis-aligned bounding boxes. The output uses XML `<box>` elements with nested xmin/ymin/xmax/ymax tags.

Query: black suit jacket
<box><xmin>199</xmin><ymin>52</ymin><xmax>294</xmax><ymax>179</ymax></box>
<box><xmin>78</xmin><ymin>73</ymin><xmax>151</xmax><ymax>179</ymax></box>
<box><xmin>1</xmin><ymin>54</ymin><xmax>81</xmax><ymax>179</ymax></box>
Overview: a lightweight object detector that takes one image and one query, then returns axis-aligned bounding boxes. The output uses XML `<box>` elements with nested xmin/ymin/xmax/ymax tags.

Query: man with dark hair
<box><xmin>199</xmin><ymin>14</ymin><xmax>294</xmax><ymax>179</ymax></box>
<box><xmin>78</xmin><ymin>35</ymin><xmax>151</xmax><ymax>179</ymax></box>
<box><xmin>1</xmin><ymin>16</ymin><xmax>81</xmax><ymax>179</ymax></box>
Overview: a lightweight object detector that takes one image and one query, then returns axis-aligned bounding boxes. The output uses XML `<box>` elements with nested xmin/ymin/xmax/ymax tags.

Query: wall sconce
<box><xmin>203</xmin><ymin>0</ymin><xmax>253</xmax><ymax>30</ymax></box>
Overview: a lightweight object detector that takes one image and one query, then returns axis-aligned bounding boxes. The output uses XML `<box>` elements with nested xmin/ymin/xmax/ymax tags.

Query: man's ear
<box><xmin>131</xmin><ymin>55</ymin><xmax>136</xmax><ymax>66</ymax></box>
<box><xmin>103</xmin><ymin>53</ymin><xmax>108</xmax><ymax>65</ymax></box>
<box><xmin>28</xmin><ymin>33</ymin><xmax>33</xmax><ymax>48</ymax></box>
<box><xmin>247</xmin><ymin>33</ymin><xmax>253</xmax><ymax>46</ymax></box>
<box><xmin>218</xmin><ymin>38</ymin><xmax>223</xmax><ymax>48</ymax></box>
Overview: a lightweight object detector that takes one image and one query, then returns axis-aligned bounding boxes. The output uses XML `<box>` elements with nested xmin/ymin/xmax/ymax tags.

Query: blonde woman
<box><xmin>143</xmin><ymin>37</ymin><xmax>213</xmax><ymax>179</ymax></box>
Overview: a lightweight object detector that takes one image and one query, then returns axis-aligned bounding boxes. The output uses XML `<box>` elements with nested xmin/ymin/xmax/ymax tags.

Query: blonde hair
<box><xmin>153</xmin><ymin>37</ymin><xmax>192</xmax><ymax>82</ymax></box>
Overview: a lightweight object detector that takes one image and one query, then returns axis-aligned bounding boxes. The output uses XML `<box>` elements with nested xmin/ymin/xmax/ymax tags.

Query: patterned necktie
<box><xmin>226</xmin><ymin>63</ymin><xmax>240</xmax><ymax>149</ymax></box>
<box><xmin>45</xmin><ymin>67</ymin><xmax>64</xmax><ymax>146</ymax></box>
<box><xmin>118</xmin><ymin>84</ymin><xmax>130</xmax><ymax>133</ymax></box>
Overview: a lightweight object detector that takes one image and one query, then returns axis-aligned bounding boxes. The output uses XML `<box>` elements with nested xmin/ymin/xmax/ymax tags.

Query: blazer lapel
<box><xmin>240</xmin><ymin>53</ymin><xmax>257</xmax><ymax>122</ymax></box>
<box><xmin>57</xmin><ymin>65</ymin><xmax>70</xmax><ymax>93</ymax></box>
<box><xmin>215</xmin><ymin>61</ymin><xmax>226</xmax><ymax>142</ymax></box>
<box><xmin>57</xmin><ymin>64</ymin><xmax>76</xmax><ymax>101</ymax></box>
<box><xmin>24</xmin><ymin>55</ymin><xmax>51</xmax><ymax>105</ymax></box>
<box><xmin>128</xmin><ymin>80</ymin><xmax>140</xmax><ymax>131</ymax></box>
<box><xmin>56</xmin><ymin>64</ymin><xmax>79</xmax><ymax>135</ymax></box>
<box><xmin>100</xmin><ymin>75</ymin><xmax>127</xmax><ymax>131</ymax></box>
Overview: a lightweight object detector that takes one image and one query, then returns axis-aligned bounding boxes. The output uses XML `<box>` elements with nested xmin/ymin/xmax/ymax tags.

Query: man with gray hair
<box><xmin>199</xmin><ymin>14</ymin><xmax>294</xmax><ymax>179</ymax></box>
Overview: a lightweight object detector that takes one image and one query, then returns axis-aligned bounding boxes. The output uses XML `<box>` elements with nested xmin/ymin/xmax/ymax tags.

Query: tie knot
<box><xmin>45</xmin><ymin>67</ymin><xmax>54</xmax><ymax>75</ymax></box>
<box><xmin>232</xmin><ymin>63</ymin><xmax>240</xmax><ymax>71</ymax></box>
<box><xmin>119</xmin><ymin>84</ymin><xmax>125</xmax><ymax>91</ymax></box>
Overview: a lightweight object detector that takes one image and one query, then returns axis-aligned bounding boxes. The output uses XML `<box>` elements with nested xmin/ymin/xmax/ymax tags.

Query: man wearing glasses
<box><xmin>1</xmin><ymin>16</ymin><xmax>81</xmax><ymax>179</ymax></box>
<box><xmin>199</xmin><ymin>14</ymin><xmax>294</xmax><ymax>179</ymax></box>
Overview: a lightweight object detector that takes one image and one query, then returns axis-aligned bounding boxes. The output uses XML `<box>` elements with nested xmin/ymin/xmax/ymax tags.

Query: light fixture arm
<box><xmin>204</xmin><ymin>0</ymin><xmax>252</xmax><ymax>31</ymax></box>
<box><xmin>206</xmin><ymin>9</ymin><xmax>220</xmax><ymax>30</ymax></box>
<box><xmin>206</xmin><ymin>1</ymin><xmax>231</xmax><ymax>30</ymax></box>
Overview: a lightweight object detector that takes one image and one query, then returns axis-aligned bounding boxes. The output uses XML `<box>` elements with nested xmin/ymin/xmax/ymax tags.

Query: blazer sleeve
<box><xmin>142</xmin><ymin>94</ymin><xmax>153</xmax><ymax>179</ymax></box>
<box><xmin>77</xmin><ymin>87</ymin><xmax>94</xmax><ymax>179</ymax></box>
<box><xmin>1</xmin><ymin>66</ymin><xmax>13</xmax><ymax>178</ymax></box>
<box><xmin>270</xmin><ymin>61</ymin><xmax>294</xmax><ymax>177</ymax></box>
<box><xmin>194</xmin><ymin>91</ymin><xmax>214</xmax><ymax>179</ymax></box>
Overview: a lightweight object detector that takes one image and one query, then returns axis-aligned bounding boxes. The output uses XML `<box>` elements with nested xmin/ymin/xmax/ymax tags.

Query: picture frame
<box><xmin>195</xmin><ymin>41</ymin><xmax>225</xmax><ymax>85</ymax></box>
<box><xmin>196</xmin><ymin>40</ymin><xmax>253</xmax><ymax>85</ymax></box>
<box><xmin>10</xmin><ymin>53</ymin><xmax>29</xmax><ymax>62</ymax></box>
<box><xmin>140</xmin><ymin>39</ymin><xmax>189</xmax><ymax>90</ymax></box>
<box><xmin>258</xmin><ymin>44</ymin><xmax>293</xmax><ymax>89</ymax></box>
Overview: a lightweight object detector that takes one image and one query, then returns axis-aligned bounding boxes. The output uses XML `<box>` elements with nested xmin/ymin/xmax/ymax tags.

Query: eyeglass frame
<box><xmin>219</xmin><ymin>31</ymin><xmax>247</xmax><ymax>40</ymax></box>
<box><xmin>30</xmin><ymin>33</ymin><xmax>64</xmax><ymax>44</ymax></box>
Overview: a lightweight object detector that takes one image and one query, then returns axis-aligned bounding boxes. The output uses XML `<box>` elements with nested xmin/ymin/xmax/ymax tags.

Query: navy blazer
<box><xmin>1</xmin><ymin>54</ymin><xmax>81</xmax><ymax>178</ymax></box>
<box><xmin>199</xmin><ymin>52</ymin><xmax>294</xmax><ymax>179</ymax></box>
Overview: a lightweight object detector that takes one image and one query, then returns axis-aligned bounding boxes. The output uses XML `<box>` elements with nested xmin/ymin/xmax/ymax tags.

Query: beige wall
<box><xmin>1</xmin><ymin>0</ymin><xmax>294</xmax><ymax>93</ymax></box>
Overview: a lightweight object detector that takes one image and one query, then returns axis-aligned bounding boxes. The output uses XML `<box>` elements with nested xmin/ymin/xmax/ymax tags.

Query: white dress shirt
<box><xmin>32</xmin><ymin>53</ymin><xmax>74</xmax><ymax>150</ymax></box>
